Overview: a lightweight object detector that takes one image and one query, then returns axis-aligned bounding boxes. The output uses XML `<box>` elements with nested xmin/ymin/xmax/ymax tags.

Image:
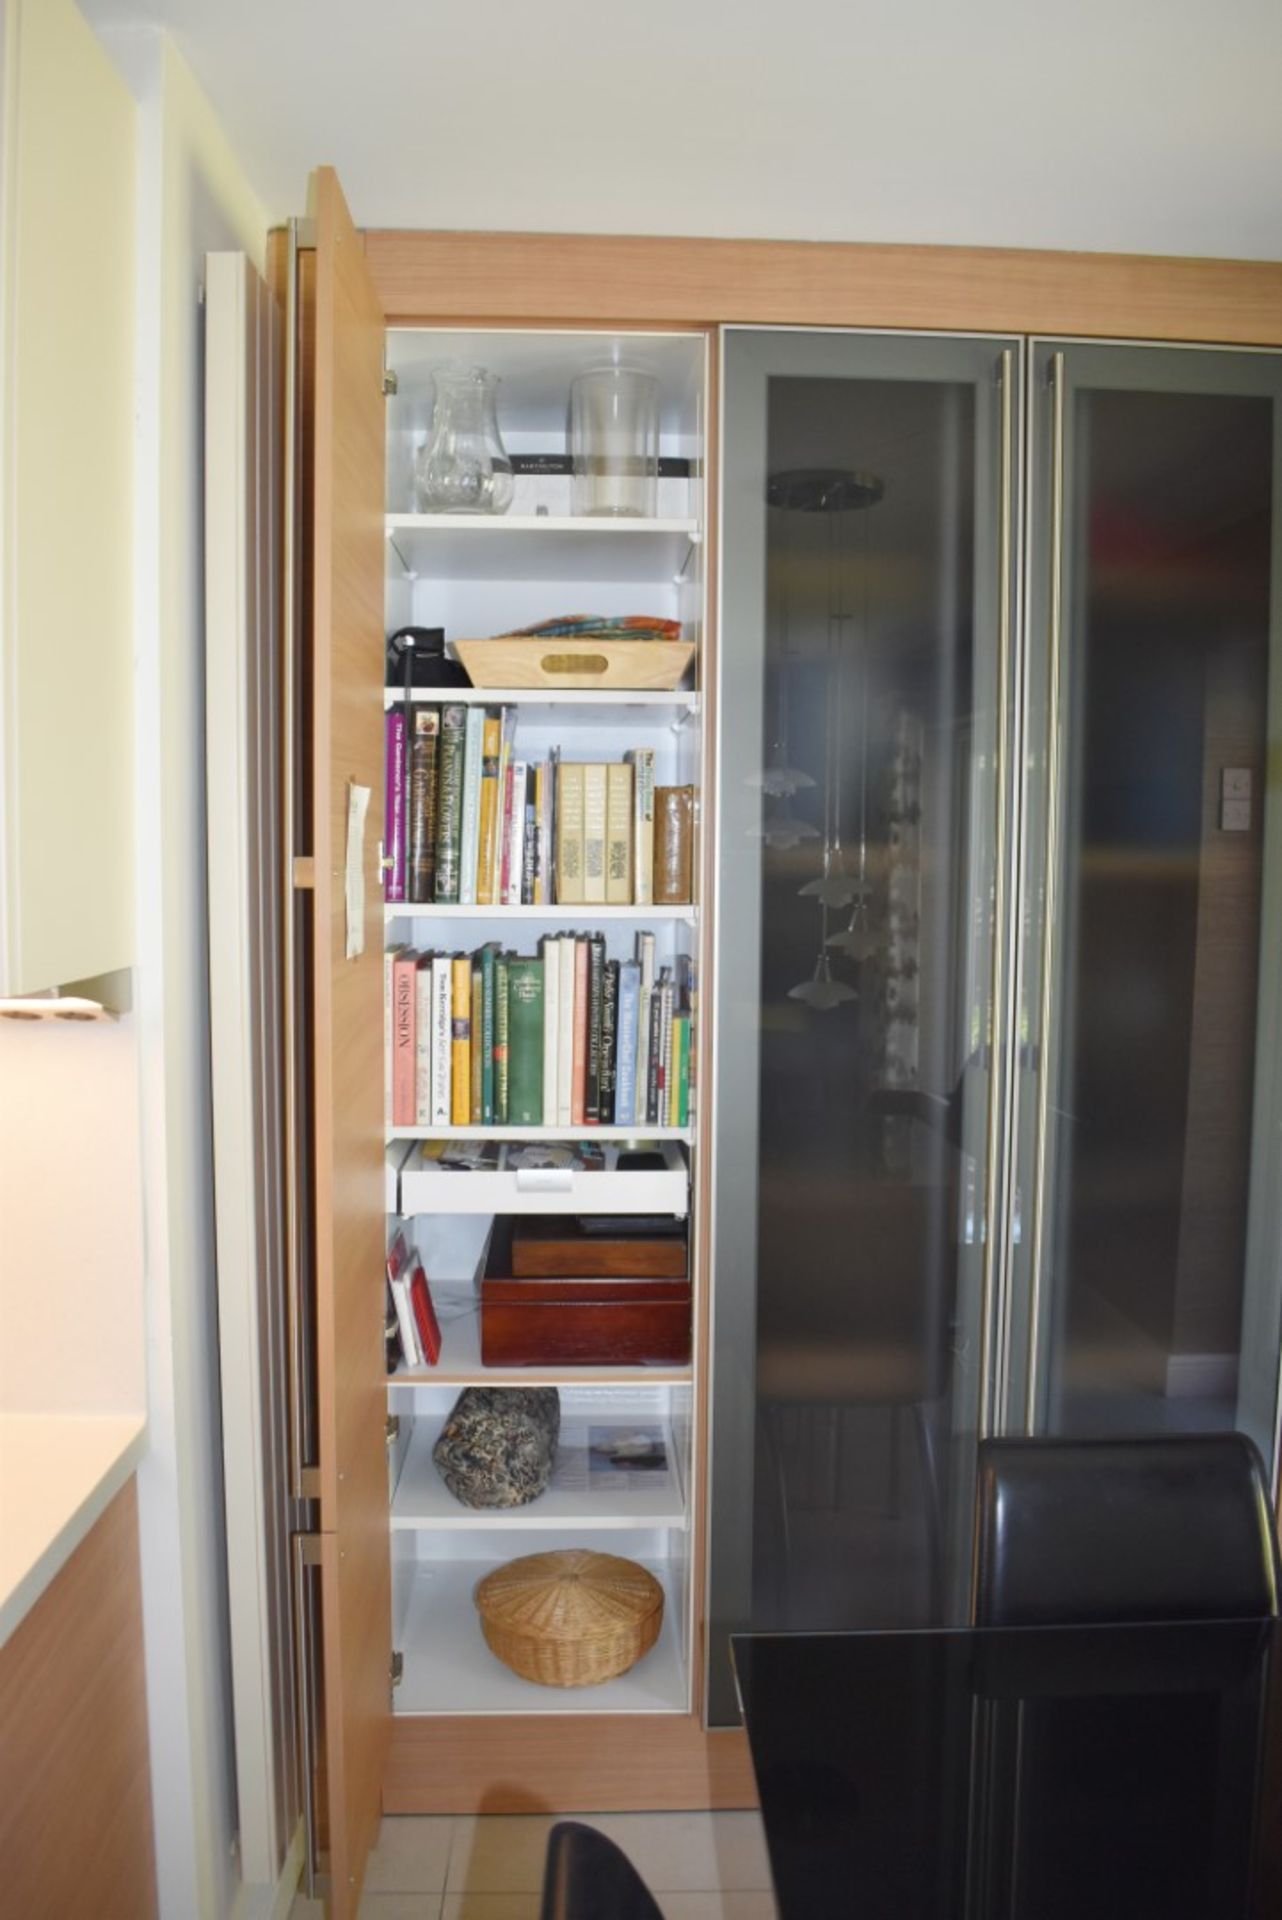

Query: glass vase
<box><xmin>415</xmin><ymin>364</ymin><xmax>514</xmax><ymax>515</ymax></box>
<box><xmin>570</xmin><ymin>366</ymin><xmax>659</xmax><ymax>518</ymax></box>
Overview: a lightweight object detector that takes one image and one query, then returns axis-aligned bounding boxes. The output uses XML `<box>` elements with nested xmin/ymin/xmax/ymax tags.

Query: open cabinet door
<box><xmin>295</xmin><ymin>165</ymin><xmax>390</xmax><ymax>1914</ymax></box>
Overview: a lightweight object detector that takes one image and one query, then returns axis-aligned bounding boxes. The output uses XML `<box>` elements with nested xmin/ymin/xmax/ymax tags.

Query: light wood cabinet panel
<box><xmin>0</xmin><ymin>1481</ymin><xmax>156</xmax><ymax>1918</ymax></box>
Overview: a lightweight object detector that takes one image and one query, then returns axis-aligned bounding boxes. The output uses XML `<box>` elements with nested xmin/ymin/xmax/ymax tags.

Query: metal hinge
<box><xmin>391</xmin><ymin>1650</ymin><xmax>404</xmax><ymax>1689</ymax></box>
<box><xmin>386</xmin><ymin>1414</ymin><xmax>401</xmax><ymax>1445</ymax></box>
<box><xmin>383</xmin><ymin>368</ymin><xmax>399</xmax><ymax>397</ymax></box>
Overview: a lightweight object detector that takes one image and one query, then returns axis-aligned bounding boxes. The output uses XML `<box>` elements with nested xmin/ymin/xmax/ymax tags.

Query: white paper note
<box><xmin>345</xmin><ymin>780</ymin><xmax>371</xmax><ymax>959</ymax></box>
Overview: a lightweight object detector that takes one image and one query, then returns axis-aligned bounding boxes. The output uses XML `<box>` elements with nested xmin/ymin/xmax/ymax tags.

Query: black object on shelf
<box><xmin>386</xmin><ymin>625</ymin><xmax>469</xmax><ymax>690</ymax></box>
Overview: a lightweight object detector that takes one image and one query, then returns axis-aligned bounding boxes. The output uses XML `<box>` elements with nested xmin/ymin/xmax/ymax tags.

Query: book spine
<box><xmin>675</xmin><ymin>1010</ymin><xmax>690</xmax><ymax>1127</ymax></box>
<box><xmin>659</xmin><ymin>974</ymin><xmax>675</xmax><ymax>1126</ymax></box>
<box><xmin>653</xmin><ymin>785</ymin><xmax>695</xmax><ymax>905</ymax></box>
<box><xmin>494</xmin><ymin>950</ymin><xmax>510</xmax><ymax>1125</ymax></box>
<box><xmin>571</xmin><ymin>937</ymin><xmax>588</xmax><ymax>1126</ymax></box>
<box><xmin>458</xmin><ymin>705</ymin><xmax>486</xmax><ymax>905</ymax></box>
<box><xmin>635</xmin><ymin>931</ymin><xmax>656</xmax><ymax>1120</ymax></box>
<box><xmin>385</xmin><ymin>708</ymin><xmax>407</xmax><ymax>902</ymax></box>
<box><xmin>628</xmin><ymin>748</ymin><xmax>655</xmax><ymax>906</ymax></box>
<box><xmin>414</xmin><ymin>955</ymin><xmax>433</xmax><ymax>1126</ymax></box>
<box><xmin>668</xmin><ymin>1007</ymin><xmax>683</xmax><ymax>1128</ymax></box>
<box><xmin>521</xmin><ymin>766</ymin><xmax>538</xmax><ymax>904</ymax></box>
<box><xmin>533</xmin><ymin>763</ymin><xmax>546</xmax><ymax>904</ymax></box>
<box><xmin>546</xmin><ymin>746</ymin><xmax>560</xmax><ymax>904</ymax></box>
<box><xmin>474</xmin><ymin>948</ymin><xmax>487</xmax><ymax>1121</ymax></box>
<box><xmin>556</xmin><ymin>763</ymin><xmax>586</xmax><ymax>904</ymax></box>
<box><xmin>391</xmin><ymin>949</ymin><xmax>417</xmax><ymax>1126</ymax></box>
<box><xmin>600</xmin><ymin>960</ymin><xmax>619</xmax><ymax>1125</ymax></box>
<box><xmin>431</xmin><ymin>955</ymin><xmax>452</xmax><ymax>1126</ymax></box>
<box><xmin>585</xmin><ymin>935</ymin><xmax>605</xmax><ymax>1123</ymax></box>
<box><xmin>384</xmin><ymin>947</ymin><xmax>395</xmax><ymax>1124</ymax></box>
<box><xmin>583</xmin><ymin>762</ymin><xmax>607</xmax><ymax>905</ymax></box>
<box><xmin>557</xmin><ymin>933</ymin><xmax>576</xmax><ymax>1126</ymax></box>
<box><xmin>606</xmin><ymin>761</ymin><xmax>634</xmax><ymax>904</ymax></box>
<box><xmin>433</xmin><ymin>704</ymin><xmax>467</xmax><ymax>902</ymax></box>
<box><xmin>390</xmin><ymin>1270</ymin><xmax>423</xmax><ymax>1368</ymax></box>
<box><xmin>471</xmin><ymin>953</ymin><xmax>486</xmax><ymax>1124</ymax></box>
<box><xmin>541</xmin><ymin>935</ymin><xmax>560</xmax><ymax>1127</ymax></box>
<box><xmin>476</xmin><ymin>710</ymin><xmax>502</xmax><ymax>905</ymax></box>
<box><xmin>498</xmin><ymin>762</ymin><xmax>515</xmax><ymax>903</ymax></box>
<box><xmin>492</xmin><ymin>706</ymin><xmax>517</xmax><ymax>899</ymax></box>
<box><xmin>407</xmin><ymin>706</ymin><xmax>440</xmax><ymax>902</ymax></box>
<box><xmin>507</xmin><ymin>957</ymin><xmax>545</xmax><ymax>1126</ymax></box>
<box><xmin>450</xmin><ymin>954</ymin><xmax>471</xmax><ymax>1126</ymax></box>
<box><xmin>645</xmin><ymin>987</ymin><xmax>663</xmax><ymax>1124</ymax></box>
<box><xmin>615</xmin><ymin>961</ymin><xmax>640</xmax><ymax>1127</ymax></box>
<box><xmin>504</xmin><ymin>760</ymin><xmax>527</xmax><ymax>906</ymax></box>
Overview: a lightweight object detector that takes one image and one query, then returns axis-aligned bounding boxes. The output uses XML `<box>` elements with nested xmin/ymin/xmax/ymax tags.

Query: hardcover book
<box><xmin>508</xmin><ymin>957</ymin><xmax>545</xmax><ymax>1125</ymax></box>
<box><xmin>407</xmin><ymin>705</ymin><xmax>440</xmax><ymax>903</ymax></box>
<box><xmin>470</xmin><ymin>953</ymin><xmax>485</xmax><ymax>1124</ymax></box>
<box><xmin>557</xmin><ymin>931</ymin><xmax>576</xmax><ymax>1126</ymax></box>
<box><xmin>540</xmin><ymin>934</ymin><xmax>560</xmax><ymax>1127</ymax></box>
<box><xmin>384</xmin><ymin>707</ymin><xmax>407</xmax><ymax>902</ymax></box>
<box><xmin>458</xmin><ymin>704</ymin><xmax>486</xmax><ymax>905</ymax></box>
<box><xmin>615</xmin><ymin>960</ymin><xmax>640</xmax><ymax>1127</ymax></box>
<box><xmin>556</xmin><ymin>762</ymin><xmax>586</xmax><ymax>905</ymax></box>
<box><xmin>450</xmin><ymin>953</ymin><xmax>471</xmax><ymax>1126</ymax></box>
<box><xmin>391</xmin><ymin>947</ymin><xmax>418</xmax><ymax>1126</ymax></box>
<box><xmin>476</xmin><ymin>709</ymin><xmax>502</xmax><ymax>905</ymax></box>
<box><xmin>586</xmin><ymin>935</ymin><xmax>605</xmax><ymax>1123</ymax></box>
<box><xmin>606</xmin><ymin>762</ymin><xmax>634</xmax><ymax>904</ymax></box>
<box><xmin>571</xmin><ymin>936</ymin><xmax>589</xmax><ymax>1126</ymax></box>
<box><xmin>414</xmin><ymin>953</ymin><xmax>434</xmax><ymax>1126</ymax></box>
<box><xmin>431</xmin><ymin>954</ymin><xmax>453</xmax><ymax>1125</ymax></box>
<box><xmin>494</xmin><ymin>949</ymin><xmax>511</xmax><ymax>1125</ymax></box>
<box><xmin>626</xmin><ymin>747</ymin><xmax>655</xmax><ymax>906</ymax></box>
<box><xmin>434</xmin><ymin>704</ymin><xmax>467</xmax><ymax>902</ymax></box>
<box><xmin>600</xmin><ymin>959</ymin><xmax>619</xmax><ymax>1124</ymax></box>
<box><xmin>583</xmin><ymin>762</ymin><xmax>607</xmax><ymax>905</ymax></box>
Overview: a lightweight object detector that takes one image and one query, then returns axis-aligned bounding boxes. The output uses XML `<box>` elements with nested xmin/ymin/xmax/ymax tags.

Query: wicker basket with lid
<box><xmin>474</xmin><ymin>1548</ymin><xmax>664</xmax><ymax>1688</ymax></box>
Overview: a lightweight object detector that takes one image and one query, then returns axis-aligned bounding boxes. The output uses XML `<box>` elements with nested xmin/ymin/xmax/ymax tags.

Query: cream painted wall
<box><xmin>100</xmin><ymin>22</ymin><xmax>271</xmax><ymax>1918</ymax></box>
<box><xmin>0</xmin><ymin>0</ymin><xmax>134</xmax><ymax>993</ymax></box>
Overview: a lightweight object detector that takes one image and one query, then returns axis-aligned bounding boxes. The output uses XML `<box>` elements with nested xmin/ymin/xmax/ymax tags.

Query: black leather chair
<box><xmin>974</xmin><ymin>1432</ymin><xmax>1281</xmax><ymax>1628</ymax></box>
<box><xmin>540</xmin><ymin>1821</ymin><xmax>664</xmax><ymax>1920</ymax></box>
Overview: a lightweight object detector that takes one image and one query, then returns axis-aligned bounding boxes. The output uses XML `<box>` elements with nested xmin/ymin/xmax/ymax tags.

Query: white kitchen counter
<box><xmin>0</xmin><ymin>1411</ymin><xmax>147</xmax><ymax>1647</ymax></box>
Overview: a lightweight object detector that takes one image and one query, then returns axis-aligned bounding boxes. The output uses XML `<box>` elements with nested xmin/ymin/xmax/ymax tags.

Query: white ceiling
<box><xmin>83</xmin><ymin>0</ymin><xmax>1282</xmax><ymax>259</ymax></box>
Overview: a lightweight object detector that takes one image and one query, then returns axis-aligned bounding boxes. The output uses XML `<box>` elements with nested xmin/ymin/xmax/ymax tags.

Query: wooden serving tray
<box><xmin>453</xmin><ymin>636</ymin><xmax>696</xmax><ymax>691</ymax></box>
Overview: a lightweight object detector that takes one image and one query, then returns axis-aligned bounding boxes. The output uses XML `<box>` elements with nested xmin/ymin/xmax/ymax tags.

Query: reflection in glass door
<box><xmin>1010</xmin><ymin>344</ymin><xmax>1282</xmax><ymax>1460</ymax></box>
<box><xmin>708</xmin><ymin>331</ymin><xmax>1020</xmax><ymax>1723</ymax></box>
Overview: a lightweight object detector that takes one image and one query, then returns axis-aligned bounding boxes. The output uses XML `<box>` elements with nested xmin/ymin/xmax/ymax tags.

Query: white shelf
<box><xmin>386</xmin><ymin>903</ymin><xmax>696</xmax><ymax>923</ymax></box>
<box><xmin>394</xmin><ymin>1555</ymin><xmax>687</xmax><ymax>1715</ymax></box>
<box><xmin>386</xmin><ymin>514</ymin><xmax>700</xmax><ymax>584</ymax></box>
<box><xmin>388</xmin><ymin>1286</ymin><xmax>692</xmax><ymax>1389</ymax></box>
<box><xmin>383</xmin><ymin>688</ymin><xmax>699</xmax><ymax>714</ymax></box>
<box><xmin>396</xmin><ymin>1138</ymin><xmax>689</xmax><ymax>1218</ymax></box>
<box><xmin>393</xmin><ymin>1413</ymin><xmax>685</xmax><ymax>1533</ymax></box>
<box><xmin>388</xmin><ymin>1125</ymin><xmax>693</xmax><ymax>1144</ymax></box>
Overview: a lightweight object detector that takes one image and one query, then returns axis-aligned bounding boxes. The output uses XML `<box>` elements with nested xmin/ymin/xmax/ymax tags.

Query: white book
<box><xmin>636</xmin><ymin>985</ymin><xmax>652</xmax><ymax>1126</ymax></box>
<box><xmin>414</xmin><ymin>959</ymin><xmax>433</xmax><ymax>1125</ymax></box>
<box><xmin>541</xmin><ymin>936</ymin><xmax>560</xmax><ymax>1127</ymax></box>
<box><xmin>430</xmin><ymin>953</ymin><xmax>452</xmax><ymax>1126</ymax></box>
<box><xmin>557</xmin><ymin>933</ymin><xmax>575</xmax><ymax>1126</ymax></box>
<box><xmin>458</xmin><ymin>705</ymin><xmax>486</xmax><ymax>905</ymax></box>
<box><xmin>390</xmin><ymin>1271</ymin><xmax>423</xmax><ymax>1368</ymax></box>
<box><xmin>504</xmin><ymin>759</ymin><xmax>527</xmax><ymax>905</ymax></box>
<box><xmin>627</xmin><ymin>747</ymin><xmax>655</xmax><ymax>906</ymax></box>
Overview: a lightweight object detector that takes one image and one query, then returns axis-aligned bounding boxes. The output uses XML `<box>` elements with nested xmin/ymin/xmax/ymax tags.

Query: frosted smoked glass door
<box><xmin>708</xmin><ymin>330</ymin><xmax>1020</xmax><ymax>1724</ymax></box>
<box><xmin>1009</xmin><ymin>342</ymin><xmax>1282</xmax><ymax>1463</ymax></box>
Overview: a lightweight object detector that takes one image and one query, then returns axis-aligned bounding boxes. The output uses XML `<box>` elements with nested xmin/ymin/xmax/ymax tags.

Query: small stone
<box><xmin>432</xmin><ymin>1386</ymin><xmax>561</xmax><ymax>1509</ymax></box>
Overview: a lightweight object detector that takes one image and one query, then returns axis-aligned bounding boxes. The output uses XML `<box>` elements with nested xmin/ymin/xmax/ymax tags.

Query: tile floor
<box><xmin>290</xmin><ymin>1811</ymin><xmax>777</xmax><ymax>1919</ymax></box>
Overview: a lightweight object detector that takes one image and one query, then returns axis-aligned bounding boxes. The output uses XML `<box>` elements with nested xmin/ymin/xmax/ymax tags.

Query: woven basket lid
<box><xmin>475</xmin><ymin>1549</ymin><xmax>663</xmax><ymax>1644</ymax></box>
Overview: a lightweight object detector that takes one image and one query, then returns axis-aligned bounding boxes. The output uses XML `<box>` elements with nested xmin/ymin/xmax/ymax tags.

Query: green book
<box><xmin>507</xmin><ymin>958</ymin><xmax>545</xmax><ymax>1126</ymax></box>
<box><xmin>494</xmin><ymin>951</ymin><xmax>511</xmax><ymax>1125</ymax></box>
<box><xmin>470</xmin><ymin>954</ymin><xmax>484</xmax><ymax>1123</ymax></box>
<box><xmin>481</xmin><ymin>944</ymin><xmax>496</xmax><ymax>1125</ymax></box>
<box><xmin>434</xmin><ymin>703</ymin><xmax>467</xmax><ymax>902</ymax></box>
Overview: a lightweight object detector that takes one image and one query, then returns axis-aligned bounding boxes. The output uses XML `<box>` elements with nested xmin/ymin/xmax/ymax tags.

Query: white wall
<box><xmin>100</xmin><ymin>22</ymin><xmax>270</xmax><ymax>1918</ymax></box>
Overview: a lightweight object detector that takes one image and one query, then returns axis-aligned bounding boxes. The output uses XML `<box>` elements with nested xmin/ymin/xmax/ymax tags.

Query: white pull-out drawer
<box><xmin>397</xmin><ymin>1139</ymin><xmax>688</xmax><ymax>1217</ymax></box>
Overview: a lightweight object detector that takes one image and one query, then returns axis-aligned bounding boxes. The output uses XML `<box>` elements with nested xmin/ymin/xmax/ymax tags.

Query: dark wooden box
<box><xmin>511</xmin><ymin>1215</ymin><xmax>688</xmax><ymax>1279</ymax></box>
<box><xmin>480</xmin><ymin>1220</ymin><xmax>691</xmax><ymax>1367</ymax></box>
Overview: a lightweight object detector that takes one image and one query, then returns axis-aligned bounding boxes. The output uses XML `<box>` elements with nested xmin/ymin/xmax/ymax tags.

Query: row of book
<box><xmin>387</xmin><ymin>931</ymin><xmax>697</xmax><ymax>1130</ymax></box>
<box><xmin>385</xmin><ymin>702</ymin><xmax>695</xmax><ymax>907</ymax></box>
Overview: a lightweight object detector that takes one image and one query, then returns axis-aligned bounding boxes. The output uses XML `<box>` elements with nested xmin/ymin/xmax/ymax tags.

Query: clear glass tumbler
<box><xmin>570</xmin><ymin>367</ymin><xmax>660</xmax><ymax>518</ymax></box>
<box><xmin>415</xmin><ymin>364</ymin><xmax>514</xmax><ymax>514</ymax></box>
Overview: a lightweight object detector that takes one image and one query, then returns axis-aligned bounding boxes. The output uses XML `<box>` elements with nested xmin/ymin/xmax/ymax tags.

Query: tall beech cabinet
<box><xmin>284</xmin><ymin>168</ymin><xmax>1282</xmax><ymax>1913</ymax></box>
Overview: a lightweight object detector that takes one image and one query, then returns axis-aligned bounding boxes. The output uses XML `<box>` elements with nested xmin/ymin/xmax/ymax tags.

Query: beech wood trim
<box><xmin>0</xmin><ymin>1482</ymin><xmax>157</xmax><ymax>1918</ymax></box>
<box><xmin>363</xmin><ymin>231</ymin><xmax>1282</xmax><ymax>347</ymax></box>
<box><xmin>384</xmin><ymin>1712</ymin><xmax>757</xmax><ymax>1814</ymax></box>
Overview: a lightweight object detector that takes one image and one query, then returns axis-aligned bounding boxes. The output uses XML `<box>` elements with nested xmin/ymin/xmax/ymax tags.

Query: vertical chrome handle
<box><xmin>977</xmin><ymin>349</ymin><xmax>1016</xmax><ymax>1442</ymax></box>
<box><xmin>281</xmin><ymin>219</ymin><xmax>318</xmax><ymax>1500</ymax></box>
<box><xmin>292</xmin><ymin>1534</ymin><xmax>328</xmax><ymax>1897</ymax></box>
<box><xmin>1024</xmin><ymin>351</ymin><xmax>1067</xmax><ymax>1434</ymax></box>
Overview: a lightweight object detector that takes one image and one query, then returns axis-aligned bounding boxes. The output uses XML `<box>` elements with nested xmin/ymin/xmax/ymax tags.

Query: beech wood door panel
<box><xmin>307</xmin><ymin>163</ymin><xmax>391</xmax><ymax>1914</ymax></box>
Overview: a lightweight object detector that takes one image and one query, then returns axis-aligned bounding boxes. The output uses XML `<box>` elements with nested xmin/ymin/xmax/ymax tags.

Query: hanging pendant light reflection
<box><xmin>767</xmin><ymin>467</ymin><xmax>883</xmax><ymax>1008</ymax></box>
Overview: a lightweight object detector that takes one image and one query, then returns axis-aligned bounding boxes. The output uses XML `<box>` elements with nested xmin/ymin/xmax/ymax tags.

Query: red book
<box><xmin>391</xmin><ymin>948</ymin><xmax>418</xmax><ymax>1126</ymax></box>
<box><xmin>408</xmin><ymin>1259</ymin><xmax>441</xmax><ymax>1364</ymax></box>
<box><xmin>571</xmin><ymin>936</ymin><xmax>588</xmax><ymax>1126</ymax></box>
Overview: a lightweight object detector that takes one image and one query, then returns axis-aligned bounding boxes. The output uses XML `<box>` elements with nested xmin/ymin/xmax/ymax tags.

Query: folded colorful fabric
<box><xmin>504</xmin><ymin>615</ymin><xmax>683</xmax><ymax>642</ymax></box>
